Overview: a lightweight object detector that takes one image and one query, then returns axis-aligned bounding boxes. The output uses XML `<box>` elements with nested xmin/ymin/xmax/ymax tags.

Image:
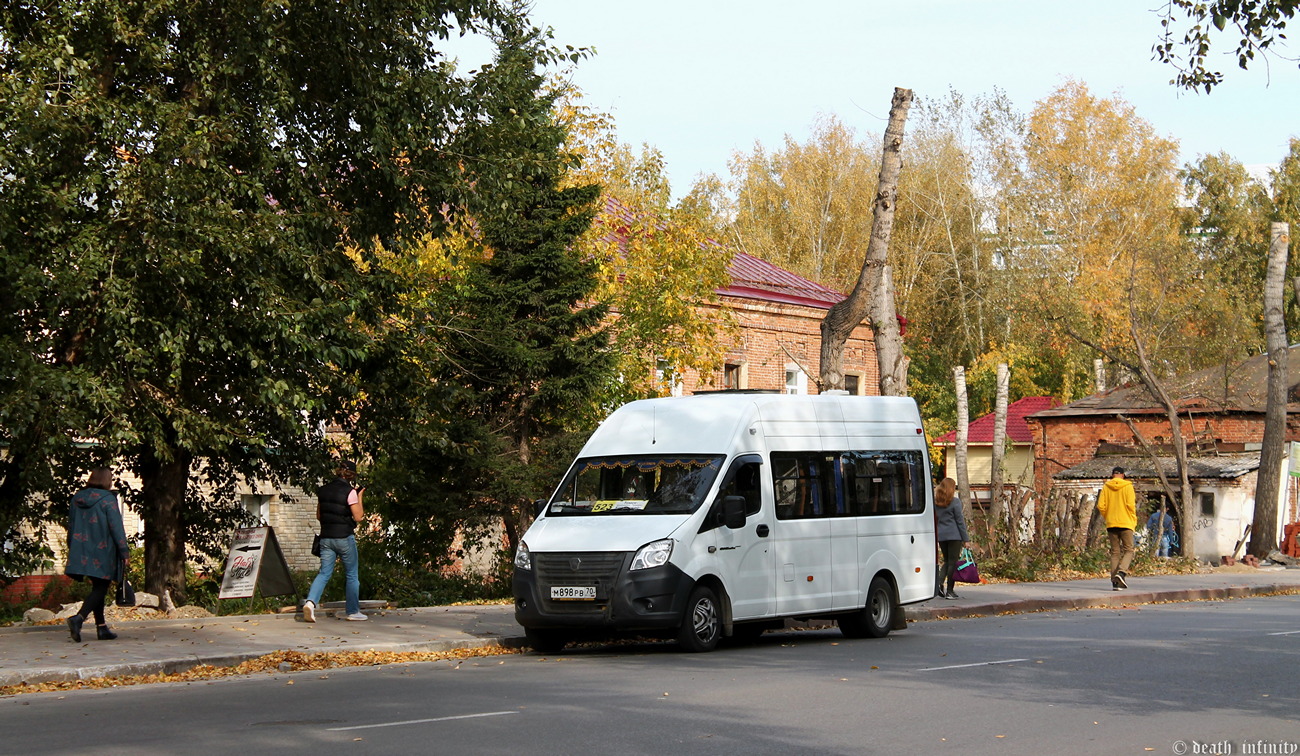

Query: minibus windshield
<box><xmin>546</xmin><ymin>456</ymin><xmax>725</xmax><ymax>516</ymax></box>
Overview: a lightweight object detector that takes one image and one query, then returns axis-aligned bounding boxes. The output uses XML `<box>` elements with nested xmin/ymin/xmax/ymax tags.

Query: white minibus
<box><xmin>512</xmin><ymin>392</ymin><xmax>937</xmax><ymax>652</ymax></box>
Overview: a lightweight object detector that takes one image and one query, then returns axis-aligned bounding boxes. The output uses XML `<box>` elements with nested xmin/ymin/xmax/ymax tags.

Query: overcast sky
<box><xmin>527</xmin><ymin>0</ymin><xmax>1300</xmax><ymax>196</ymax></box>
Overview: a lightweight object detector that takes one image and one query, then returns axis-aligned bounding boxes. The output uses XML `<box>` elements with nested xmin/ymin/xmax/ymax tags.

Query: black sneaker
<box><xmin>1115</xmin><ymin>572</ymin><xmax>1128</xmax><ymax>590</ymax></box>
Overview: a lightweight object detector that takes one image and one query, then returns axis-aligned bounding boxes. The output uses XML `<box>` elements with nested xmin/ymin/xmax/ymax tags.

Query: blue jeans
<box><xmin>306</xmin><ymin>535</ymin><xmax>360</xmax><ymax>615</ymax></box>
<box><xmin>1156</xmin><ymin>533</ymin><xmax>1171</xmax><ymax>557</ymax></box>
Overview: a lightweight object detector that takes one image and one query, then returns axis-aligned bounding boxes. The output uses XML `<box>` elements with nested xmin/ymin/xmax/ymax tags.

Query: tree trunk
<box><xmin>1130</xmin><ymin>329</ymin><xmax>1198</xmax><ymax>560</ymax></box>
<box><xmin>953</xmin><ymin>366</ymin><xmax>972</xmax><ymax>511</ymax></box>
<box><xmin>140</xmin><ymin>447</ymin><xmax>193</xmax><ymax>605</ymax></box>
<box><xmin>1085</xmin><ymin>499</ymin><xmax>1106</xmax><ymax>550</ymax></box>
<box><xmin>820</xmin><ymin>87</ymin><xmax>913</xmax><ymax>394</ymax></box>
<box><xmin>1094</xmin><ymin>358</ymin><xmax>1106</xmax><ymax>394</ymax></box>
<box><xmin>989</xmin><ymin>363</ymin><xmax>1009</xmax><ymax>536</ymax></box>
<box><xmin>1250</xmin><ymin>222</ymin><xmax>1289</xmax><ymax>558</ymax></box>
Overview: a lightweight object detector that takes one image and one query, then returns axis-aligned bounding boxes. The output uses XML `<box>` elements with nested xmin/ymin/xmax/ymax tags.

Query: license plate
<box><xmin>550</xmin><ymin>586</ymin><xmax>596</xmax><ymax>600</ymax></box>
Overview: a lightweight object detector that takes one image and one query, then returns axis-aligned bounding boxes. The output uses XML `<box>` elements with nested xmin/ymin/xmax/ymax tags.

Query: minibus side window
<box><xmin>700</xmin><ymin>457</ymin><xmax>763</xmax><ymax>532</ymax></box>
<box><xmin>843</xmin><ymin>450</ymin><xmax>925</xmax><ymax>516</ymax></box>
<box><xmin>772</xmin><ymin>453</ymin><xmax>834</xmax><ymax>520</ymax></box>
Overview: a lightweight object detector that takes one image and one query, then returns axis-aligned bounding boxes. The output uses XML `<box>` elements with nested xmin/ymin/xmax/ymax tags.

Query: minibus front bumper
<box><xmin>513</xmin><ymin>551</ymin><xmax>693</xmax><ymax>633</ymax></box>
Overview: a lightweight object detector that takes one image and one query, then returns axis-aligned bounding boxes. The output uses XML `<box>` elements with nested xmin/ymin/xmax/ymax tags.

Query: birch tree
<box><xmin>820</xmin><ymin>87</ymin><xmax>913</xmax><ymax>395</ymax></box>
<box><xmin>989</xmin><ymin>363</ymin><xmax>1010</xmax><ymax>533</ymax></box>
<box><xmin>954</xmin><ymin>366</ymin><xmax>972</xmax><ymax>510</ymax></box>
<box><xmin>1250</xmin><ymin>223</ymin><xmax>1291</xmax><ymax>558</ymax></box>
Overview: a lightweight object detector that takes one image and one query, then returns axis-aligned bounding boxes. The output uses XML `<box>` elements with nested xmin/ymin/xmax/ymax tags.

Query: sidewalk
<box><xmin>3</xmin><ymin>569</ymin><xmax>1298</xmax><ymax>689</ymax></box>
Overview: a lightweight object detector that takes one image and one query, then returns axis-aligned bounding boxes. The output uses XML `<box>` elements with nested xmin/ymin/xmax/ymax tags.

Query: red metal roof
<box><xmin>933</xmin><ymin>396</ymin><xmax>1059</xmax><ymax>446</ymax></box>
<box><xmin>721</xmin><ymin>251</ymin><xmax>846</xmax><ymax>309</ymax></box>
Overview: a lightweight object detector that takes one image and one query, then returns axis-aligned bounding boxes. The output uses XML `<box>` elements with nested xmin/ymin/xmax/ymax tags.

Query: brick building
<box><xmin>1025</xmin><ymin>347</ymin><xmax>1300</xmax><ymax>558</ymax></box>
<box><xmin>599</xmin><ymin>194</ymin><xmax>879</xmax><ymax>397</ymax></box>
<box><xmin>674</xmin><ymin>250</ymin><xmax>879</xmax><ymax>396</ymax></box>
<box><xmin>1</xmin><ymin>469</ymin><xmax>322</xmax><ymax>606</ymax></box>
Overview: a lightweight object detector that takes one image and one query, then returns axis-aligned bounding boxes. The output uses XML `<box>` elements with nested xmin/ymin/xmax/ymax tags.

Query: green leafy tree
<box><xmin>364</xmin><ymin>33</ymin><xmax>616</xmax><ymax>571</ymax></box>
<box><xmin>1181</xmin><ymin>151</ymin><xmax>1277</xmax><ymax>341</ymax></box>
<box><xmin>1155</xmin><ymin>0</ymin><xmax>1300</xmax><ymax>91</ymax></box>
<box><xmin>0</xmin><ymin>1</ymin><xmax>556</xmax><ymax>598</ymax></box>
<box><xmin>895</xmin><ymin>90</ymin><xmax>1041</xmax><ymax>427</ymax></box>
<box><xmin>1273</xmin><ymin>138</ymin><xmax>1300</xmax><ymax>225</ymax></box>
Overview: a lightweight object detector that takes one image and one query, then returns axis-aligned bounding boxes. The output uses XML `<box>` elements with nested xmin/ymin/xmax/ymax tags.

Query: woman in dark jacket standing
<box><xmin>302</xmin><ymin>461</ymin><xmax>366</xmax><ymax>622</ymax></box>
<box><xmin>933</xmin><ymin>477</ymin><xmax>969</xmax><ymax>600</ymax></box>
<box><xmin>65</xmin><ymin>468</ymin><xmax>129</xmax><ymax>642</ymax></box>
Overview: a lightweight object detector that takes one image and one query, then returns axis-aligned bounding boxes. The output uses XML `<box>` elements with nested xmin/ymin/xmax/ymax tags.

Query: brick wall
<box><xmin>22</xmin><ymin>474</ymin><xmax>322</xmax><ymax>580</ymax></box>
<box><xmin>1028</xmin><ymin>411</ymin><xmax>1300</xmax><ymax>496</ymax></box>
<box><xmin>260</xmin><ymin>483</ymin><xmax>319</xmax><ymax>572</ymax></box>
<box><xmin>0</xmin><ymin>574</ymin><xmax>75</xmax><ymax>608</ymax></box>
<box><xmin>680</xmin><ymin>296</ymin><xmax>878</xmax><ymax>395</ymax></box>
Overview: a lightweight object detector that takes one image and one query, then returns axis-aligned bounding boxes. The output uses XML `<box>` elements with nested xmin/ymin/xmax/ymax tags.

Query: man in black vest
<box><xmin>303</xmin><ymin>461</ymin><xmax>366</xmax><ymax>621</ymax></box>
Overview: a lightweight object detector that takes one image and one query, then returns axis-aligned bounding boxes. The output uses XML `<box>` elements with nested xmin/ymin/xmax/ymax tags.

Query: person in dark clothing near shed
<box><xmin>303</xmin><ymin>461</ymin><xmax>366</xmax><ymax>622</ymax></box>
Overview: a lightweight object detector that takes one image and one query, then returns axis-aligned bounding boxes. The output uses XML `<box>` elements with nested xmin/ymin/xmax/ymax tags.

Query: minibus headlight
<box><xmin>514</xmin><ymin>542</ymin><xmax>532</xmax><ymax>571</ymax></box>
<box><xmin>630</xmin><ymin>539</ymin><xmax>673</xmax><ymax>570</ymax></box>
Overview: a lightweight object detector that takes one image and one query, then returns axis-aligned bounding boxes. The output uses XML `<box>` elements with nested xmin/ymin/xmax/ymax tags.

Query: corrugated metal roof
<box><xmin>1052</xmin><ymin>452</ymin><xmax>1261</xmax><ymax>481</ymax></box>
<box><xmin>721</xmin><ymin>251</ymin><xmax>846</xmax><ymax>309</ymax></box>
<box><xmin>933</xmin><ymin>396</ymin><xmax>1059</xmax><ymax>445</ymax></box>
<box><xmin>1031</xmin><ymin>345</ymin><xmax>1300</xmax><ymax>418</ymax></box>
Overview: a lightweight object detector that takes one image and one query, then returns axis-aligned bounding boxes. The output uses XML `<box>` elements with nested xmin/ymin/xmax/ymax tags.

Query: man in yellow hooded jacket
<box><xmin>1097</xmin><ymin>466</ymin><xmax>1137</xmax><ymax>590</ymax></box>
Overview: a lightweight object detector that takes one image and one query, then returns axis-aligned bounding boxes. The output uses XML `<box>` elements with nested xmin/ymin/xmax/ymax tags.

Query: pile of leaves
<box><xmin>0</xmin><ymin>645</ymin><xmax>524</xmax><ymax>697</ymax></box>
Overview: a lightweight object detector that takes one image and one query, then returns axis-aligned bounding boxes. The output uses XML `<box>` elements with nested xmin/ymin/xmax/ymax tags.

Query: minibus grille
<box><xmin>535</xmin><ymin>552</ymin><xmax>626</xmax><ymax>611</ymax></box>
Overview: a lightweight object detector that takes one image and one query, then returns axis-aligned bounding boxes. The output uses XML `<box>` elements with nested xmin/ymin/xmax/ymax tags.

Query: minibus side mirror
<box><xmin>722</xmin><ymin>495</ymin><xmax>747</xmax><ymax>529</ymax></box>
<box><xmin>534</xmin><ymin>498</ymin><xmax>546</xmax><ymax>516</ymax></box>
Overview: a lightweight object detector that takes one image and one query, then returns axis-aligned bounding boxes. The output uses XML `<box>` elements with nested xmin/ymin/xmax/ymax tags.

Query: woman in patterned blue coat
<box><xmin>64</xmin><ymin>468</ymin><xmax>129</xmax><ymax>642</ymax></box>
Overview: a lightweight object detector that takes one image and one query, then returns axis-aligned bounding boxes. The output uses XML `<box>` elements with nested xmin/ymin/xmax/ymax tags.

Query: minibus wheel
<box><xmin>525</xmin><ymin>628</ymin><xmax>567</xmax><ymax>653</ymax></box>
<box><xmin>677</xmin><ymin>585</ymin><xmax>722</xmax><ymax>652</ymax></box>
<box><xmin>838</xmin><ymin>575</ymin><xmax>895</xmax><ymax>639</ymax></box>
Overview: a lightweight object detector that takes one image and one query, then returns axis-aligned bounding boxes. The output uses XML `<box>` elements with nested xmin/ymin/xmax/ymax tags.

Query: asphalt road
<box><xmin>2</xmin><ymin>595</ymin><xmax>1297</xmax><ymax>756</ymax></box>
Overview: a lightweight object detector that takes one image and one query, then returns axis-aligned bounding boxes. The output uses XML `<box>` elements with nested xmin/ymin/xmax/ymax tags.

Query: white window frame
<box><xmin>784</xmin><ymin>363</ymin><xmax>808</xmax><ymax>395</ymax></box>
<box><xmin>241</xmin><ymin>494</ymin><xmax>271</xmax><ymax>525</ymax></box>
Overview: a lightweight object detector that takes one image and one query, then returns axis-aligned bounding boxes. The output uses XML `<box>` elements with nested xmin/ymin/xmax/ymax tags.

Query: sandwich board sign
<box><xmin>218</xmin><ymin>526</ymin><xmax>297</xmax><ymax>600</ymax></box>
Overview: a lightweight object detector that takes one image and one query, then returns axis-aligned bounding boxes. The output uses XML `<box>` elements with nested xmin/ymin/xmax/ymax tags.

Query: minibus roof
<box><xmin>578</xmin><ymin>394</ymin><xmax>923</xmax><ymax>458</ymax></box>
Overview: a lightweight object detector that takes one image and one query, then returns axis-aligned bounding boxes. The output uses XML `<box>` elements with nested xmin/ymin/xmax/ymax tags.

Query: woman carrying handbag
<box><xmin>65</xmin><ymin>468</ymin><xmax>129</xmax><ymax>642</ymax></box>
<box><xmin>933</xmin><ymin>477</ymin><xmax>970</xmax><ymax>600</ymax></box>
